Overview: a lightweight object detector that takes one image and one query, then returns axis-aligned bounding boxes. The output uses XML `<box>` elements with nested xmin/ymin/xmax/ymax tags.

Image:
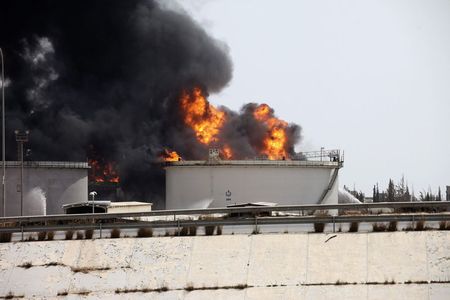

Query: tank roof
<box><xmin>165</xmin><ymin>159</ymin><xmax>342</xmax><ymax>169</ymax></box>
<box><xmin>0</xmin><ymin>161</ymin><xmax>90</xmax><ymax>169</ymax></box>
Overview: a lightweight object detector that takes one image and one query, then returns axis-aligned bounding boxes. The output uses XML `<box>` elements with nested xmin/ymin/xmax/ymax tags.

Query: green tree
<box><xmin>404</xmin><ymin>185</ymin><xmax>411</xmax><ymax>202</ymax></box>
<box><xmin>373</xmin><ymin>185</ymin><xmax>377</xmax><ymax>202</ymax></box>
<box><xmin>387</xmin><ymin>179</ymin><xmax>395</xmax><ymax>202</ymax></box>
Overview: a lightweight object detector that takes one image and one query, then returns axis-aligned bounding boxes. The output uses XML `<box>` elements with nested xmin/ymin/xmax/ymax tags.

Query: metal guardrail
<box><xmin>0</xmin><ymin>201</ymin><xmax>449</xmax><ymax>225</ymax></box>
<box><xmin>0</xmin><ymin>213</ymin><xmax>449</xmax><ymax>234</ymax></box>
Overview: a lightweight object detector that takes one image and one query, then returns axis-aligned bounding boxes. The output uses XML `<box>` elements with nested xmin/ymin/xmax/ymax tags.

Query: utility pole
<box><xmin>15</xmin><ymin>130</ymin><xmax>29</xmax><ymax>216</ymax></box>
<box><xmin>0</xmin><ymin>48</ymin><xmax>5</xmax><ymax>217</ymax></box>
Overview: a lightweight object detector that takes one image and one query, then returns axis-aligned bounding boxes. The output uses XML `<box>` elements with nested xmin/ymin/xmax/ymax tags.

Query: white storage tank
<box><xmin>165</xmin><ymin>158</ymin><xmax>342</xmax><ymax>209</ymax></box>
<box><xmin>0</xmin><ymin>161</ymin><xmax>89</xmax><ymax>216</ymax></box>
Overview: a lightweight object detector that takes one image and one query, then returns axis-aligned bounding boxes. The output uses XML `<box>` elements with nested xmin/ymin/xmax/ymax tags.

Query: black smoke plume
<box><xmin>0</xmin><ymin>0</ymin><xmax>301</xmax><ymax>208</ymax></box>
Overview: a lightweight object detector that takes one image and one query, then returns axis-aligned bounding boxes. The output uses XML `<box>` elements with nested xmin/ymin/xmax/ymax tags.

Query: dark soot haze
<box><xmin>0</xmin><ymin>0</ymin><xmax>300</xmax><ymax>207</ymax></box>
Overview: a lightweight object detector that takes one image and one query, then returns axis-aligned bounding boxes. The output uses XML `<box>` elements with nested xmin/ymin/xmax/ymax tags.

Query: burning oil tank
<box><xmin>88</xmin><ymin>159</ymin><xmax>123</xmax><ymax>202</ymax></box>
<box><xmin>0</xmin><ymin>161</ymin><xmax>89</xmax><ymax>216</ymax></box>
<box><xmin>165</xmin><ymin>149</ymin><xmax>342</xmax><ymax>209</ymax></box>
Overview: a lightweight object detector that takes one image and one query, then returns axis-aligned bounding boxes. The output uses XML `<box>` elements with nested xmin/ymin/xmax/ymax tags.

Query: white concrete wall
<box><xmin>0</xmin><ymin>231</ymin><xmax>448</xmax><ymax>299</ymax></box>
<box><xmin>1</xmin><ymin>164</ymin><xmax>88</xmax><ymax>216</ymax></box>
<box><xmin>166</xmin><ymin>165</ymin><xmax>338</xmax><ymax>209</ymax></box>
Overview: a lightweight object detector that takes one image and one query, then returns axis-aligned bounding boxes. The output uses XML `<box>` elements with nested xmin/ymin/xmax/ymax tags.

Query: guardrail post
<box><xmin>99</xmin><ymin>223</ymin><xmax>102</xmax><ymax>239</ymax></box>
<box><xmin>21</xmin><ymin>226</ymin><xmax>24</xmax><ymax>241</ymax></box>
<box><xmin>254</xmin><ymin>216</ymin><xmax>258</xmax><ymax>234</ymax></box>
<box><xmin>177</xmin><ymin>220</ymin><xmax>180</xmax><ymax>236</ymax></box>
<box><xmin>332</xmin><ymin>216</ymin><xmax>335</xmax><ymax>233</ymax></box>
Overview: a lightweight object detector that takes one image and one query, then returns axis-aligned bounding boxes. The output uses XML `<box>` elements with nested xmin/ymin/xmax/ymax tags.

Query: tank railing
<box><xmin>0</xmin><ymin>201</ymin><xmax>449</xmax><ymax>225</ymax></box>
<box><xmin>292</xmin><ymin>149</ymin><xmax>341</xmax><ymax>162</ymax></box>
<box><xmin>245</xmin><ymin>149</ymin><xmax>341</xmax><ymax>161</ymax></box>
<box><xmin>166</xmin><ymin>149</ymin><xmax>342</xmax><ymax>165</ymax></box>
<box><xmin>168</xmin><ymin>160</ymin><xmax>341</xmax><ymax>168</ymax></box>
<box><xmin>0</xmin><ymin>161</ymin><xmax>89</xmax><ymax>169</ymax></box>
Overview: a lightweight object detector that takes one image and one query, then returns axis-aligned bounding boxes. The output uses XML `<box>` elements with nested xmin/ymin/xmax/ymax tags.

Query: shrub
<box><xmin>65</xmin><ymin>230</ymin><xmax>74</xmax><ymax>240</ymax></box>
<box><xmin>204</xmin><ymin>226</ymin><xmax>215</xmax><ymax>236</ymax></box>
<box><xmin>18</xmin><ymin>262</ymin><xmax>32</xmax><ymax>269</ymax></box>
<box><xmin>76</xmin><ymin>231</ymin><xmax>84</xmax><ymax>240</ymax></box>
<box><xmin>415</xmin><ymin>220</ymin><xmax>425</xmax><ymax>231</ymax></box>
<box><xmin>47</xmin><ymin>231</ymin><xmax>55</xmax><ymax>240</ymax></box>
<box><xmin>439</xmin><ymin>221</ymin><xmax>449</xmax><ymax>230</ymax></box>
<box><xmin>372</xmin><ymin>223</ymin><xmax>386</xmax><ymax>232</ymax></box>
<box><xmin>110</xmin><ymin>228</ymin><xmax>121</xmax><ymax>238</ymax></box>
<box><xmin>188</xmin><ymin>226</ymin><xmax>197</xmax><ymax>236</ymax></box>
<box><xmin>313</xmin><ymin>222</ymin><xmax>325</xmax><ymax>233</ymax></box>
<box><xmin>216</xmin><ymin>226</ymin><xmax>223</xmax><ymax>235</ymax></box>
<box><xmin>57</xmin><ymin>291</ymin><xmax>68</xmax><ymax>296</ymax></box>
<box><xmin>37</xmin><ymin>231</ymin><xmax>47</xmax><ymax>241</ymax></box>
<box><xmin>0</xmin><ymin>232</ymin><xmax>12</xmax><ymax>243</ymax></box>
<box><xmin>179</xmin><ymin>226</ymin><xmax>189</xmax><ymax>236</ymax></box>
<box><xmin>235</xmin><ymin>284</ymin><xmax>248</xmax><ymax>289</ymax></box>
<box><xmin>137</xmin><ymin>228</ymin><xmax>153</xmax><ymax>238</ymax></box>
<box><xmin>159</xmin><ymin>286</ymin><xmax>168</xmax><ymax>292</ymax></box>
<box><xmin>85</xmin><ymin>229</ymin><xmax>94</xmax><ymax>239</ymax></box>
<box><xmin>349</xmin><ymin>222</ymin><xmax>359</xmax><ymax>232</ymax></box>
<box><xmin>184</xmin><ymin>283</ymin><xmax>194</xmax><ymax>292</ymax></box>
<box><xmin>387</xmin><ymin>221</ymin><xmax>397</xmax><ymax>232</ymax></box>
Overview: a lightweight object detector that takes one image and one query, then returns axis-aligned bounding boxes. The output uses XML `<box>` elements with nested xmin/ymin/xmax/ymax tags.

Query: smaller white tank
<box><xmin>0</xmin><ymin>161</ymin><xmax>89</xmax><ymax>216</ymax></box>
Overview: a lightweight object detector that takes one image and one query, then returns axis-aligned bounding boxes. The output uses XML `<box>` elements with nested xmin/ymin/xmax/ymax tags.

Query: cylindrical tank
<box><xmin>165</xmin><ymin>160</ymin><xmax>341</xmax><ymax>209</ymax></box>
<box><xmin>0</xmin><ymin>161</ymin><xmax>89</xmax><ymax>216</ymax></box>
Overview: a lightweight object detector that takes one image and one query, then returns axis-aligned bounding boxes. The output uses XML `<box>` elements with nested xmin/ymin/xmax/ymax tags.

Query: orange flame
<box><xmin>163</xmin><ymin>149</ymin><xmax>181</xmax><ymax>162</ymax></box>
<box><xmin>89</xmin><ymin>159</ymin><xmax>120</xmax><ymax>183</ymax></box>
<box><xmin>253</xmin><ymin>104</ymin><xmax>288</xmax><ymax>160</ymax></box>
<box><xmin>221</xmin><ymin>145</ymin><xmax>233</xmax><ymax>160</ymax></box>
<box><xmin>180</xmin><ymin>87</ymin><xmax>226</xmax><ymax>145</ymax></box>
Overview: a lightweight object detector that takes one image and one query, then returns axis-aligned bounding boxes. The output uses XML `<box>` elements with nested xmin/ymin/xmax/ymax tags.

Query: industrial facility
<box><xmin>0</xmin><ymin>149</ymin><xmax>346</xmax><ymax>216</ymax></box>
<box><xmin>0</xmin><ymin>161</ymin><xmax>88</xmax><ymax>216</ymax></box>
<box><xmin>165</xmin><ymin>149</ymin><xmax>343</xmax><ymax>209</ymax></box>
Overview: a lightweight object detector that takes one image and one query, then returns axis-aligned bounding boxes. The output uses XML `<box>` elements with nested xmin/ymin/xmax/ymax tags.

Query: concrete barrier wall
<box><xmin>0</xmin><ymin>231</ymin><xmax>449</xmax><ymax>299</ymax></box>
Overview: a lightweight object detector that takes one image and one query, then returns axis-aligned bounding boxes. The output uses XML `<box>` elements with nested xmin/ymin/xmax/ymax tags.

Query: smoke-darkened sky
<box><xmin>0</xmin><ymin>0</ymin><xmax>301</xmax><ymax>206</ymax></box>
<box><xmin>0</xmin><ymin>0</ymin><xmax>235</xmax><ymax>204</ymax></box>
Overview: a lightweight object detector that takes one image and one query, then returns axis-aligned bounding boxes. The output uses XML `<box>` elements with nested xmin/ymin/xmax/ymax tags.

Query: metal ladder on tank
<box><xmin>317</xmin><ymin>167</ymin><xmax>340</xmax><ymax>204</ymax></box>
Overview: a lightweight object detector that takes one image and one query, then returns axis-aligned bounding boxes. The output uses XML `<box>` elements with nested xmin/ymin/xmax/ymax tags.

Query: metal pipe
<box><xmin>0</xmin><ymin>48</ymin><xmax>5</xmax><ymax>217</ymax></box>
